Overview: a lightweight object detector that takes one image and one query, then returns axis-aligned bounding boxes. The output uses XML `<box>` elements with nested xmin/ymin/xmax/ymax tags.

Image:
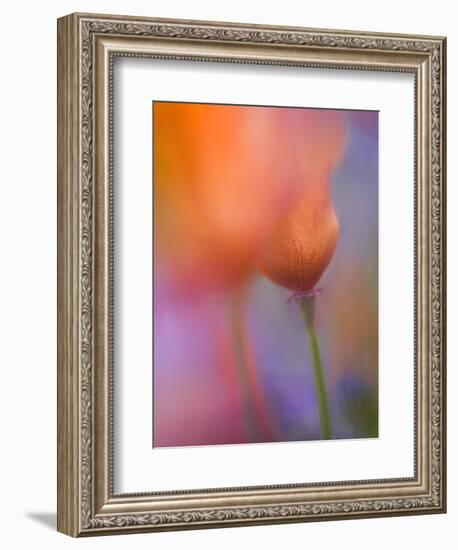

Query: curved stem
<box><xmin>228</xmin><ymin>287</ymin><xmax>259</xmax><ymax>441</ymax></box>
<box><xmin>296</xmin><ymin>297</ymin><xmax>332</xmax><ymax>439</ymax></box>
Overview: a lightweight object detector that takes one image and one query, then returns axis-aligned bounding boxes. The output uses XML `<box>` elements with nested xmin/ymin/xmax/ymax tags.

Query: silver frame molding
<box><xmin>57</xmin><ymin>12</ymin><xmax>446</xmax><ymax>537</ymax></box>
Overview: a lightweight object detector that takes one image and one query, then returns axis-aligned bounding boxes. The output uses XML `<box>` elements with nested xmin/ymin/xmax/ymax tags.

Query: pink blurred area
<box><xmin>153</xmin><ymin>288</ymin><xmax>276</xmax><ymax>446</ymax></box>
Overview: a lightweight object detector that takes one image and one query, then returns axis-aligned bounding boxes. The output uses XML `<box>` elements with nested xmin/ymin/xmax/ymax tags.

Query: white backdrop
<box><xmin>0</xmin><ymin>1</ymin><xmax>454</xmax><ymax>549</ymax></box>
<box><xmin>115</xmin><ymin>60</ymin><xmax>414</xmax><ymax>493</ymax></box>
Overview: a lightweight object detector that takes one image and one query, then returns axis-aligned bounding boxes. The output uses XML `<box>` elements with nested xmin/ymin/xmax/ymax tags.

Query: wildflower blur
<box><xmin>153</xmin><ymin>102</ymin><xmax>378</xmax><ymax>447</ymax></box>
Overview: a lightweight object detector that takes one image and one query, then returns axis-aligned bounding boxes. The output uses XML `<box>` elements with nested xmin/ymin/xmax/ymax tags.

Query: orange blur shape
<box><xmin>154</xmin><ymin>102</ymin><xmax>346</xmax><ymax>295</ymax></box>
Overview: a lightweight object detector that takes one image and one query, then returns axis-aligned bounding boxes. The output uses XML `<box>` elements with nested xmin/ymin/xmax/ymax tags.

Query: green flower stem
<box><xmin>297</xmin><ymin>297</ymin><xmax>332</xmax><ymax>439</ymax></box>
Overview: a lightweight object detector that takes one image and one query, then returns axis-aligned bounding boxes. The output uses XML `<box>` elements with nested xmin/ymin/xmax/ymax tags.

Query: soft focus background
<box><xmin>154</xmin><ymin>105</ymin><xmax>378</xmax><ymax>447</ymax></box>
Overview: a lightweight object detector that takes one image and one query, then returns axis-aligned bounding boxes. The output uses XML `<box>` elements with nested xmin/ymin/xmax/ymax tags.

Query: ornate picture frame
<box><xmin>57</xmin><ymin>12</ymin><xmax>446</xmax><ymax>537</ymax></box>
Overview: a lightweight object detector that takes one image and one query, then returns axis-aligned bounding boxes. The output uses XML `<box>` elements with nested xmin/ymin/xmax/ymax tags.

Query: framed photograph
<box><xmin>57</xmin><ymin>12</ymin><xmax>446</xmax><ymax>536</ymax></box>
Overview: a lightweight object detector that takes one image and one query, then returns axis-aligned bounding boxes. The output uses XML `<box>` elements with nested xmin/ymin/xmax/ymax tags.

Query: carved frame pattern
<box><xmin>57</xmin><ymin>13</ymin><xmax>446</xmax><ymax>537</ymax></box>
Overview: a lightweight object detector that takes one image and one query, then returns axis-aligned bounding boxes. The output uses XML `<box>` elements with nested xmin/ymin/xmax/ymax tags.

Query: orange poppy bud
<box><xmin>255</xmin><ymin>179</ymin><xmax>339</xmax><ymax>292</ymax></box>
<box><xmin>255</xmin><ymin>111</ymin><xmax>346</xmax><ymax>292</ymax></box>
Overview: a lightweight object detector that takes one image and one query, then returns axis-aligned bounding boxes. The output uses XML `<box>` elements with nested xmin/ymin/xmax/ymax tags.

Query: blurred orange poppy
<box><xmin>154</xmin><ymin>102</ymin><xmax>346</xmax><ymax>296</ymax></box>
